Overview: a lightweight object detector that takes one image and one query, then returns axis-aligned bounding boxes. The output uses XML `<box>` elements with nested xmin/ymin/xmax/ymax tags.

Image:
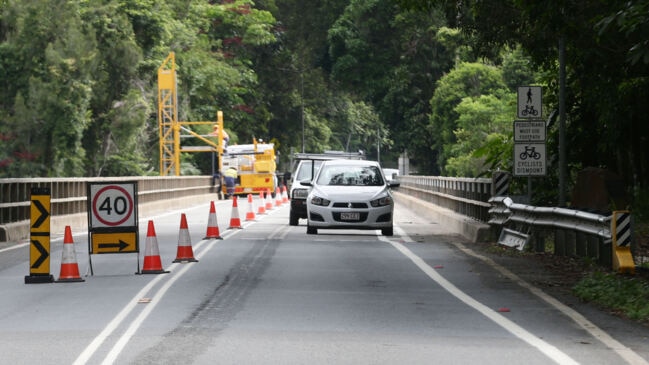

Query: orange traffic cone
<box><xmin>245</xmin><ymin>194</ymin><xmax>256</xmax><ymax>221</ymax></box>
<box><xmin>275</xmin><ymin>187</ymin><xmax>282</xmax><ymax>206</ymax></box>
<box><xmin>173</xmin><ymin>213</ymin><xmax>198</xmax><ymax>263</ymax></box>
<box><xmin>282</xmin><ymin>185</ymin><xmax>289</xmax><ymax>203</ymax></box>
<box><xmin>56</xmin><ymin>226</ymin><xmax>84</xmax><ymax>282</ymax></box>
<box><xmin>257</xmin><ymin>191</ymin><xmax>266</xmax><ymax>215</ymax></box>
<box><xmin>228</xmin><ymin>196</ymin><xmax>243</xmax><ymax>229</ymax></box>
<box><xmin>204</xmin><ymin>201</ymin><xmax>222</xmax><ymax>240</ymax></box>
<box><xmin>140</xmin><ymin>220</ymin><xmax>169</xmax><ymax>274</ymax></box>
<box><xmin>265</xmin><ymin>189</ymin><xmax>273</xmax><ymax>211</ymax></box>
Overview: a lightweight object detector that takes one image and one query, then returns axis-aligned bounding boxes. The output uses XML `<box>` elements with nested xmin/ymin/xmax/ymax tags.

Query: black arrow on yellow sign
<box><xmin>30</xmin><ymin>238</ymin><xmax>49</xmax><ymax>269</ymax></box>
<box><xmin>91</xmin><ymin>231</ymin><xmax>137</xmax><ymax>254</ymax></box>
<box><xmin>31</xmin><ymin>200</ymin><xmax>50</xmax><ymax>229</ymax></box>
<box><xmin>98</xmin><ymin>240</ymin><xmax>130</xmax><ymax>251</ymax></box>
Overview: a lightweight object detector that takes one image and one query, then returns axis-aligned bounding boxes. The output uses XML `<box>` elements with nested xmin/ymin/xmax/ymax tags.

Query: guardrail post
<box><xmin>555</xmin><ymin>229</ymin><xmax>567</xmax><ymax>256</ymax></box>
<box><xmin>599</xmin><ymin>240</ymin><xmax>612</xmax><ymax>267</ymax></box>
<box><xmin>575</xmin><ymin>232</ymin><xmax>588</xmax><ymax>258</ymax></box>
<box><xmin>586</xmin><ymin>234</ymin><xmax>599</xmax><ymax>260</ymax></box>
<box><xmin>532</xmin><ymin>231</ymin><xmax>545</xmax><ymax>253</ymax></box>
<box><xmin>565</xmin><ymin>230</ymin><xmax>577</xmax><ymax>257</ymax></box>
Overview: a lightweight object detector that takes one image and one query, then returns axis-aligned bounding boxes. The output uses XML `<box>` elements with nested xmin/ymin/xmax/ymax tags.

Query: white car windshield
<box><xmin>296</xmin><ymin>160</ymin><xmax>323</xmax><ymax>181</ymax></box>
<box><xmin>316</xmin><ymin>165</ymin><xmax>385</xmax><ymax>186</ymax></box>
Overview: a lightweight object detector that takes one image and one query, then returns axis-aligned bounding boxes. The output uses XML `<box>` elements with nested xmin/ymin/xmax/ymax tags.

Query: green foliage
<box><xmin>574</xmin><ymin>271</ymin><xmax>649</xmax><ymax>322</ymax></box>
<box><xmin>429</xmin><ymin>62</ymin><xmax>508</xmax><ymax>175</ymax></box>
<box><xmin>445</xmin><ymin>93</ymin><xmax>514</xmax><ymax>177</ymax></box>
<box><xmin>328</xmin><ymin>2</ymin><xmax>455</xmax><ymax>170</ymax></box>
<box><xmin>0</xmin><ymin>0</ymin><xmax>280</xmax><ymax>177</ymax></box>
<box><xmin>3</xmin><ymin>0</ymin><xmax>97</xmax><ymax>177</ymax></box>
<box><xmin>501</xmin><ymin>46</ymin><xmax>538</xmax><ymax>90</ymax></box>
<box><xmin>596</xmin><ymin>1</ymin><xmax>649</xmax><ymax>65</ymax></box>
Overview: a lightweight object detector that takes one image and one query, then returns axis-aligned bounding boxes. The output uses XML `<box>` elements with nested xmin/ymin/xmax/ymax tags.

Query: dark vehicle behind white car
<box><xmin>289</xmin><ymin>159</ymin><xmax>325</xmax><ymax>226</ymax></box>
<box><xmin>303</xmin><ymin>159</ymin><xmax>399</xmax><ymax>236</ymax></box>
<box><xmin>289</xmin><ymin>152</ymin><xmax>364</xmax><ymax>226</ymax></box>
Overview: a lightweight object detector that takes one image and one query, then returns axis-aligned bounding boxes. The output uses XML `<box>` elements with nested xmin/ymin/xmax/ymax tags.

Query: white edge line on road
<box><xmin>450</xmin><ymin>240</ymin><xmax>649</xmax><ymax>365</ymax></box>
<box><xmin>381</xmin><ymin>234</ymin><xmax>580</xmax><ymax>365</ymax></box>
<box><xmin>387</xmin><ymin>226</ymin><xmax>649</xmax><ymax>365</ymax></box>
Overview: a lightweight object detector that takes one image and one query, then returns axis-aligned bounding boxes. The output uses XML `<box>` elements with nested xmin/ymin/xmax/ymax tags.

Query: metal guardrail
<box><xmin>489</xmin><ymin>197</ymin><xmax>611</xmax><ymax>238</ymax></box>
<box><xmin>397</xmin><ymin>175</ymin><xmax>631</xmax><ymax>268</ymax></box>
<box><xmin>488</xmin><ymin>196</ymin><xmax>615</xmax><ymax>266</ymax></box>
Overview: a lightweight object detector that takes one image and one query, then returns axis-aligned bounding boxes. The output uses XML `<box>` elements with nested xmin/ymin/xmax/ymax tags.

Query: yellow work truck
<box><xmin>221</xmin><ymin>140</ymin><xmax>278</xmax><ymax>198</ymax></box>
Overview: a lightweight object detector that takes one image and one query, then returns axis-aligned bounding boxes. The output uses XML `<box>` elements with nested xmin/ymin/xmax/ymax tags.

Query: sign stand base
<box><xmin>24</xmin><ymin>274</ymin><xmax>54</xmax><ymax>284</ymax></box>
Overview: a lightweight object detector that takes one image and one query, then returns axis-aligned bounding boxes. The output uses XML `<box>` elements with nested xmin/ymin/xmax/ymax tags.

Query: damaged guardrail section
<box><xmin>488</xmin><ymin>196</ymin><xmax>635</xmax><ymax>273</ymax></box>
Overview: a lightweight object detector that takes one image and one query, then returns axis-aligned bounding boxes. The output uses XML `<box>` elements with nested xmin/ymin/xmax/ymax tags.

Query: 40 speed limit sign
<box><xmin>88</xmin><ymin>182</ymin><xmax>138</xmax><ymax>228</ymax></box>
<box><xmin>87</xmin><ymin>182</ymin><xmax>139</xmax><ymax>275</ymax></box>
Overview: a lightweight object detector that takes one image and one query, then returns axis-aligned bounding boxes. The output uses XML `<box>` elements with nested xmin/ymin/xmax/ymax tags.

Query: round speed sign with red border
<box><xmin>89</xmin><ymin>183</ymin><xmax>137</xmax><ymax>228</ymax></box>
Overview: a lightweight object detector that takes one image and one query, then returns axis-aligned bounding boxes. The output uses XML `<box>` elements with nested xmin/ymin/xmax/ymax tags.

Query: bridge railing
<box><xmin>0</xmin><ymin>176</ymin><xmax>216</xmax><ymax>241</ymax></box>
<box><xmin>2</xmin><ymin>175</ymin><xmax>640</xmax><ymax>270</ymax></box>
<box><xmin>396</xmin><ymin>175</ymin><xmax>493</xmax><ymax>222</ymax></box>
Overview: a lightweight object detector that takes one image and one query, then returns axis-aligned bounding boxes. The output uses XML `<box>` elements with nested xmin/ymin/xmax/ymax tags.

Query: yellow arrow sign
<box><xmin>92</xmin><ymin>232</ymin><xmax>138</xmax><ymax>254</ymax></box>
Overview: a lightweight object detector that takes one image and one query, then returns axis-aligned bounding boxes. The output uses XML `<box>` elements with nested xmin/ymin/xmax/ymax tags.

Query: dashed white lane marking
<box><xmin>73</xmin><ymin>206</ymin><xmax>289</xmax><ymax>364</ymax></box>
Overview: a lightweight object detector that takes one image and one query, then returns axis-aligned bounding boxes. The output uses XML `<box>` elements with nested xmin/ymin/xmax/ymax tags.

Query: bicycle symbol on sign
<box><xmin>519</xmin><ymin>146</ymin><xmax>541</xmax><ymax>160</ymax></box>
<box><xmin>521</xmin><ymin>105</ymin><xmax>539</xmax><ymax>117</ymax></box>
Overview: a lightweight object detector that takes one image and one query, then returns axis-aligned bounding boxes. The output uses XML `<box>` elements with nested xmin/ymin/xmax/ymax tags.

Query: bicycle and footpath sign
<box><xmin>87</xmin><ymin>181</ymin><xmax>140</xmax><ymax>274</ymax></box>
<box><xmin>514</xmin><ymin>86</ymin><xmax>546</xmax><ymax>177</ymax></box>
<box><xmin>514</xmin><ymin>143</ymin><xmax>546</xmax><ymax>176</ymax></box>
<box><xmin>517</xmin><ymin>86</ymin><xmax>542</xmax><ymax>119</ymax></box>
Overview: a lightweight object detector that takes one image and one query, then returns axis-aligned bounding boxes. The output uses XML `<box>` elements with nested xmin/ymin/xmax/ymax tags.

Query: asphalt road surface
<box><xmin>1</xmin><ymin>196</ymin><xmax>648</xmax><ymax>364</ymax></box>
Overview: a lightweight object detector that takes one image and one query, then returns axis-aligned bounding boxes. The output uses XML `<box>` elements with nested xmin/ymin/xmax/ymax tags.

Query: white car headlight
<box><xmin>310</xmin><ymin>195</ymin><xmax>331</xmax><ymax>206</ymax></box>
<box><xmin>370</xmin><ymin>195</ymin><xmax>393</xmax><ymax>207</ymax></box>
<box><xmin>292</xmin><ymin>188</ymin><xmax>309</xmax><ymax>199</ymax></box>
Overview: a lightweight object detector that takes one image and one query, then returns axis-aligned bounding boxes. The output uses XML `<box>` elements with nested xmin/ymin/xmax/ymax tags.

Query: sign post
<box><xmin>87</xmin><ymin>182</ymin><xmax>139</xmax><ymax>274</ymax></box>
<box><xmin>25</xmin><ymin>187</ymin><xmax>54</xmax><ymax>284</ymax></box>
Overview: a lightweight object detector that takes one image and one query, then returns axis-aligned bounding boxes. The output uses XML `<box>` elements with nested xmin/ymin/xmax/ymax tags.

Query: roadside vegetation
<box><xmin>574</xmin><ymin>269</ymin><xmax>649</xmax><ymax>324</ymax></box>
<box><xmin>574</xmin><ymin>212</ymin><xmax>649</xmax><ymax>324</ymax></box>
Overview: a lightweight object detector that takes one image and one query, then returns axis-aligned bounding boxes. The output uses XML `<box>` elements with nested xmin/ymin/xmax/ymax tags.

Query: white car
<box><xmin>303</xmin><ymin>160</ymin><xmax>399</xmax><ymax>236</ymax></box>
<box><xmin>382</xmin><ymin>168</ymin><xmax>399</xmax><ymax>182</ymax></box>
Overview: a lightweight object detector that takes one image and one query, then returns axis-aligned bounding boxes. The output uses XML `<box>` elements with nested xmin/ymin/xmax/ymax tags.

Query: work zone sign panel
<box><xmin>87</xmin><ymin>182</ymin><xmax>139</xmax><ymax>255</ymax></box>
<box><xmin>514</xmin><ymin>143</ymin><xmax>547</xmax><ymax>176</ymax></box>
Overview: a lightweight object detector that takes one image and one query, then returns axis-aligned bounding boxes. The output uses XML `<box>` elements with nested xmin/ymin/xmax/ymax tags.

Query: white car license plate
<box><xmin>340</xmin><ymin>212</ymin><xmax>360</xmax><ymax>220</ymax></box>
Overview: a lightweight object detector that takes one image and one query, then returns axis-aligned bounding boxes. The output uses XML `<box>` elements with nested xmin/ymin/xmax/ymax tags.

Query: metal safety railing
<box><xmin>488</xmin><ymin>196</ymin><xmax>616</xmax><ymax>266</ymax></box>
<box><xmin>396</xmin><ymin>175</ymin><xmax>493</xmax><ymax>222</ymax></box>
<box><xmin>0</xmin><ymin>176</ymin><xmax>216</xmax><ymax>241</ymax></box>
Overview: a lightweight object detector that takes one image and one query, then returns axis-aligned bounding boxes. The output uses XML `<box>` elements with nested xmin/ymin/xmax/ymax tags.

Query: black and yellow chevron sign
<box><xmin>25</xmin><ymin>187</ymin><xmax>54</xmax><ymax>284</ymax></box>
